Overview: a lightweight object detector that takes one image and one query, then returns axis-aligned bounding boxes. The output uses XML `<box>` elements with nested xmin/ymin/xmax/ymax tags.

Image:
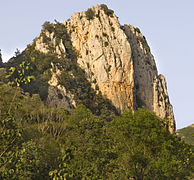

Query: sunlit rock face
<box><xmin>66</xmin><ymin>6</ymin><xmax>135</xmax><ymax>113</ymax></box>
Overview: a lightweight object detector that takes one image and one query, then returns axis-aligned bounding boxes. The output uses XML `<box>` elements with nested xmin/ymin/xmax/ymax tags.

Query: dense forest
<box><xmin>0</xmin><ymin>53</ymin><xmax>193</xmax><ymax>179</ymax></box>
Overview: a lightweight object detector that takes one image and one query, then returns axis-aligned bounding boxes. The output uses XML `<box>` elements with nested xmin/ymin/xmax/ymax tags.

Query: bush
<box><xmin>0</xmin><ymin>49</ymin><xmax>2</xmax><ymax>66</ymax></box>
<box><xmin>85</xmin><ymin>8</ymin><xmax>95</xmax><ymax>20</ymax></box>
<box><xmin>111</xmin><ymin>109</ymin><xmax>194</xmax><ymax>179</ymax></box>
<box><xmin>100</xmin><ymin>4</ymin><xmax>114</xmax><ymax>17</ymax></box>
<box><xmin>135</xmin><ymin>27</ymin><xmax>141</xmax><ymax>33</ymax></box>
<box><xmin>95</xmin><ymin>35</ymin><xmax>99</xmax><ymax>39</ymax></box>
<box><xmin>95</xmin><ymin>84</ymin><xmax>99</xmax><ymax>91</ymax></box>
<box><xmin>104</xmin><ymin>41</ymin><xmax>109</xmax><ymax>47</ymax></box>
<box><xmin>102</xmin><ymin>32</ymin><xmax>108</xmax><ymax>37</ymax></box>
<box><xmin>42</xmin><ymin>21</ymin><xmax>54</xmax><ymax>33</ymax></box>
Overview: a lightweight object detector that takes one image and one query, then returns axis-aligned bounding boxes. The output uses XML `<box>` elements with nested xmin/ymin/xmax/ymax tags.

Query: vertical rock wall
<box><xmin>123</xmin><ymin>24</ymin><xmax>175</xmax><ymax>132</ymax></box>
<box><xmin>66</xmin><ymin>5</ymin><xmax>135</xmax><ymax>112</ymax></box>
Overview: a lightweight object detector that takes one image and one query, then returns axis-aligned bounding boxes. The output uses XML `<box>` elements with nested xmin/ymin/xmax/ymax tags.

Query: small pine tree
<box><xmin>15</xmin><ymin>48</ymin><xmax>21</xmax><ymax>57</ymax></box>
<box><xmin>0</xmin><ymin>49</ymin><xmax>3</xmax><ymax>67</ymax></box>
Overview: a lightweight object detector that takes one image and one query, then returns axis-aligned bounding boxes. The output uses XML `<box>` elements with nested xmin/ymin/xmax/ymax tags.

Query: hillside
<box><xmin>0</xmin><ymin>4</ymin><xmax>193</xmax><ymax>179</ymax></box>
<box><xmin>177</xmin><ymin>124</ymin><xmax>194</xmax><ymax>146</ymax></box>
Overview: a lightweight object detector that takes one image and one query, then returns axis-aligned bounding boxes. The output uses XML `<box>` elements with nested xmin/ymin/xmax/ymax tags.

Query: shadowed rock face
<box><xmin>34</xmin><ymin>5</ymin><xmax>175</xmax><ymax>133</ymax></box>
<box><xmin>123</xmin><ymin>25</ymin><xmax>175</xmax><ymax>133</ymax></box>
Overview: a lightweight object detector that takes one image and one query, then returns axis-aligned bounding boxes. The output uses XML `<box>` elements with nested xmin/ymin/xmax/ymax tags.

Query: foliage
<box><xmin>0</xmin><ymin>85</ymin><xmax>62</xmax><ymax>179</ymax></box>
<box><xmin>5</xmin><ymin>21</ymin><xmax>76</xmax><ymax>102</ymax></box>
<box><xmin>135</xmin><ymin>27</ymin><xmax>141</xmax><ymax>33</ymax></box>
<box><xmin>111</xmin><ymin>109</ymin><xmax>194</xmax><ymax>179</ymax></box>
<box><xmin>2</xmin><ymin>140</ymin><xmax>45</xmax><ymax>180</ymax></box>
<box><xmin>0</xmin><ymin>85</ymin><xmax>22</xmax><ymax>179</ymax></box>
<box><xmin>177</xmin><ymin>125</ymin><xmax>194</xmax><ymax>146</ymax></box>
<box><xmin>85</xmin><ymin>8</ymin><xmax>95</xmax><ymax>20</ymax></box>
<box><xmin>105</xmin><ymin>41</ymin><xmax>109</xmax><ymax>47</ymax></box>
<box><xmin>0</xmin><ymin>83</ymin><xmax>193</xmax><ymax>179</ymax></box>
<box><xmin>14</xmin><ymin>48</ymin><xmax>21</xmax><ymax>57</ymax></box>
<box><xmin>42</xmin><ymin>21</ymin><xmax>76</xmax><ymax>58</ymax></box>
<box><xmin>0</xmin><ymin>49</ymin><xmax>3</xmax><ymax>67</ymax></box>
<box><xmin>6</xmin><ymin>60</ymin><xmax>34</xmax><ymax>87</ymax></box>
<box><xmin>100</xmin><ymin>4</ymin><xmax>114</xmax><ymax>17</ymax></box>
<box><xmin>42</xmin><ymin>21</ymin><xmax>54</xmax><ymax>34</ymax></box>
<box><xmin>48</xmin><ymin>108</ymin><xmax>194</xmax><ymax>180</ymax></box>
<box><xmin>49</xmin><ymin>105</ymin><xmax>117</xmax><ymax>179</ymax></box>
<box><xmin>5</xmin><ymin>46</ymin><xmax>53</xmax><ymax>101</ymax></box>
<box><xmin>0</xmin><ymin>68</ymin><xmax>7</xmax><ymax>84</ymax></box>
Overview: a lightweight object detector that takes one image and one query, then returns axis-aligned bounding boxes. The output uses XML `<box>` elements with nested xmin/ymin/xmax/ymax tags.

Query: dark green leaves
<box><xmin>85</xmin><ymin>8</ymin><xmax>95</xmax><ymax>20</ymax></box>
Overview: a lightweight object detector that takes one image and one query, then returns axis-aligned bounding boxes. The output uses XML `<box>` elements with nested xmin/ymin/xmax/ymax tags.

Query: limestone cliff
<box><xmin>123</xmin><ymin>25</ymin><xmax>175</xmax><ymax>133</ymax></box>
<box><xmin>33</xmin><ymin>4</ymin><xmax>175</xmax><ymax>132</ymax></box>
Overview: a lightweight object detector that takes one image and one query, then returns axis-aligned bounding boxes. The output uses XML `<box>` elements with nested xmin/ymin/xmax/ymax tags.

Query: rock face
<box><xmin>123</xmin><ymin>25</ymin><xmax>175</xmax><ymax>133</ymax></box>
<box><xmin>34</xmin><ymin>5</ymin><xmax>175</xmax><ymax>132</ymax></box>
<box><xmin>47</xmin><ymin>63</ymin><xmax>76</xmax><ymax>109</ymax></box>
<box><xmin>68</xmin><ymin>6</ymin><xmax>135</xmax><ymax>113</ymax></box>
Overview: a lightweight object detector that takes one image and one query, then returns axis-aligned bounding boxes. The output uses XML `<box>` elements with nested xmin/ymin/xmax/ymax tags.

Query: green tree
<box><xmin>49</xmin><ymin>105</ymin><xmax>117</xmax><ymax>179</ymax></box>
<box><xmin>111</xmin><ymin>109</ymin><xmax>194</xmax><ymax>179</ymax></box>
<box><xmin>0</xmin><ymin>85</ymin><xmax>22</xmax><ymax>179</ymax></box>
<box><xmin>0</xmin><ymin>61</ymin><xmax>38</xmax><ymax>179</ymax></box>
<box><xmin>6</xmin><ymin>60</ymin><xmax>34</xmax><ymax>87</ymax></box>
<box><xmin>0</xmin><ymin>72</ymin><xmax>60</xmax><ymax>179</ymax></box>
<box><xmin>85</xmin><ymin>8</ymin><xmax>95</xmax><ymax>20</ymax></box>
<box><xmin>0</xmin><ymin>49</ymin><xmax>3</xmax><ymax>67</ymax></box>
<box><xmin>100</xmin><ymin>4</ymin><xmax>114</xmax><ymax>17</ymax></box>
<box><xmin>0</xmin><ymin>140</ymin><xmax>45</xmax><ymax>180</ymax></box>
<box><xmin>14</xmin><ymin>48</ymin><xmax>21</xmax><ymax>57</ymax></box>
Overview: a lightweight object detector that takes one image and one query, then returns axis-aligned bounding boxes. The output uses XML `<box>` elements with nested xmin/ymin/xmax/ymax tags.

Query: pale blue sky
<box><xmin>0</xmin><ymin>0</ymin><xmax>194</xmax><ymax>129</ymax></box>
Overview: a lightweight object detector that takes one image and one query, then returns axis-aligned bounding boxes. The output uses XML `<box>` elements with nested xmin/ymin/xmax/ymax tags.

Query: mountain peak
<box><xmin>9</xmin><ymin>5</ymin><xmax>176</xmax><ymax>133</ymax></box>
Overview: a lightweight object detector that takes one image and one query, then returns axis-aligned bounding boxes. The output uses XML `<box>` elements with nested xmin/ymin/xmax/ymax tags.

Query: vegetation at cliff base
<box><xmin>0</xmin><ymin>75</ymin><xmax>193</xmax><ymax>179</ymax></box>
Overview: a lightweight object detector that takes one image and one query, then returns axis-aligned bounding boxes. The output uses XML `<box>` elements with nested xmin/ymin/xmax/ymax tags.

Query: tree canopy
<box><xmin>0</xmin><ymin>79</ymin><xmax>193</xmax><ymax>179</ymax></box>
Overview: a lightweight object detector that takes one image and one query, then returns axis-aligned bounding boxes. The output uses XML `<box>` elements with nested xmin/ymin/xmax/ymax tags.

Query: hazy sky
<box><xmin>1</xmin><ymin>0</ymin><xmax>194</xmax><ymax>129</ymax></box>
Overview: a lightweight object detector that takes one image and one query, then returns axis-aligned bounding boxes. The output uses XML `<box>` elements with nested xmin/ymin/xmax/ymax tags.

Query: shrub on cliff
<box><xmin>100</xmin><ymin>4</ymin><xmax>114</xmax><ymax>17</ymax></box>
<box><xmin>85</xmin><ymin>8</ymin><xmax>95</xmax><ymax>20</ymax></box>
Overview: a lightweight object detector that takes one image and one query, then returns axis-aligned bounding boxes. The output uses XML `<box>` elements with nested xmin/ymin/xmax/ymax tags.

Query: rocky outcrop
<box><xmin>66</xmin><ymin>5</ymin><xmax>135</xmax><ymax>112</ymax></box>
<box><xmin>47</xmin><ymin>63</ymin><xmax>76</xmax><ymax>109</ymax></box>
<box><xmin>153</xmin><ymin>75</ymin><xmax>175</xmax><ymax>133</ymax></box>
<box><xmin>35</xmin><ymin>31</ymin><xmax>66</xmax><ymax>56</ymax></box>
<box><xmin>34</xmin><ymin>4</ymin><xmax>176</xmax><ymax>132</ymax></box>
